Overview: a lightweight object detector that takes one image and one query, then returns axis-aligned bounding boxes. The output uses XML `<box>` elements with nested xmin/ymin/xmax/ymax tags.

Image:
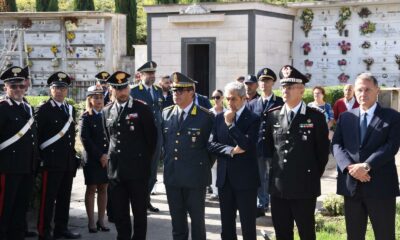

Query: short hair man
<box><xmin>332</xmin><ymin>73</ymin><xmax>400</xmax><ymax>240</ymax></box>
<box><xmin>265</xmin><ymin>65</ymin><xmax>330</xmax><ymax>240</ymax></box>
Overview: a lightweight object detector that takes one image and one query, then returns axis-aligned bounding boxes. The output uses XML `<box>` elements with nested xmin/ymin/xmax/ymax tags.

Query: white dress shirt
<box><xmin>359</xmin><ymin>102</ymin><xmax>377</xmax><ymax>127</ymax></box>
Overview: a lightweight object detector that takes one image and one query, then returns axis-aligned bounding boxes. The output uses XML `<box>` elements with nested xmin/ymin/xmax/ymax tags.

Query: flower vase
<box><xmin>366</xmin><ymin>65</ymin><xmax>371</xmax><ymax>71</ymax></box>
<box><xmin>344</xmin><ymin>30</ymin><xmax>349</xmax><ymax>37</ymax></box>
<box><xmin>341</xmin><ymin>50</ymin><xmax>347</xmax><ymax>55</ymax></box>
<box><xmin>363</xmin><ymin>48</ymin><xmax>369</xmax><ymax>55</ymax></box>
<box><xmin>304</xmin><ymin>50</ymin><xmax>308</xmax><ymax>55</ymax></box>
<box><xmin>340</xmin><ymin>66</ymin><xmax>346</xmax><ymax>71</ymax></box>
<box><xmin>397</xmin><ymin>64</ymin><xmax>400</xmax><ymax>70</ymax></box>
<box><xmin>306</xmin><ymin>66</ymin><xmax>311</xmax><ymax>72</ymax></box>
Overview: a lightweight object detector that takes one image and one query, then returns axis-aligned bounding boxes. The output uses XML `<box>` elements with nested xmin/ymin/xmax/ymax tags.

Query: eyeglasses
<box><xmin>9</xmin><ymin>85</ymin><xmax>26</xmax><ymax>90</ymax></box>
<box><xmin>211</xmin><ymin>96</ymin><xmax>221</xmax><ymax>100</ymax></box>
<box><xmin>172</xmin><ymin>88</ymin><xmax>192</xmax><ymax>94</ymax></box>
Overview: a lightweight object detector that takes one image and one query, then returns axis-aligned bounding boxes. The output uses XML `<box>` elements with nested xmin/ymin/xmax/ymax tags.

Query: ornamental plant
<box><xmin>360</xmin><ymin>21</ymin><xmax>376</xmax><ymax>35</ymax></box>
<box><xmin>358</xmin><ymin>7</ymin><xmax>372</xmax><ymax>18</ymax></box>
<box><xmin>336</xmin><ymin>7</ymin><xmax>351</xmax><ymax>36</ymax></box>
<box><xmin>300</xmin><ymin>8</ymin><xmax>314</xmax><ymax>37</ymax></box>
<box><xmin>337</xmin><ymin>59</ymin><xmax>347</xmax><ymax>66</ymax></box>
<box><xmin>304</xmin><ymin>59</ymin><xmax>314</xmax><ymax>67</ymax></box>
<box><xmin>302</xmin><ymin>42</ymin><xmax>311</xmax><ymax>55</ymax></box>
<box><xmin>338</xmin><ymin>41</ymin><xmax>351</xmax><ymax>54</ymax></box>
<box><xmin>361</xmin><ymin>41</ymin><xmax>371</xmax><ymax>49</ymax></box>
<box><xmin>338</xmin><ymin>73</ymin><xmax>350</xmax><ymax>83</ymax></box>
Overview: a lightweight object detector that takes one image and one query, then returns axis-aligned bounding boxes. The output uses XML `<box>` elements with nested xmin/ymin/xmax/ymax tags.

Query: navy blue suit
<box><xmin>248</xmin><ymin>94</ymin><xmax>283</xmax><ymax>210</ymax></box>
<box><xmin>332</xmin><ymin>103</ymin><xmax>400</xmax><ymax>240</ymax></box>
<box><xmin>162</xmin><ymin>91</ymin><xmax>174</xmax><ymax>110</ymax></box>
<box><xmin>195</xmin><ymin>94</ymin><xmax>212</xmax><ymax>109</ymax></box>
<box><xmin>208</xmin><ymin>107</ymin><xmax>260</xmax><ymax>240</ymax></box>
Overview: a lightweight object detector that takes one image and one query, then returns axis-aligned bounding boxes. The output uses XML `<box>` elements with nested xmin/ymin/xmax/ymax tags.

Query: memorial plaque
<box><xmin>72</xmin><ymin>32</ymin><xmax>104</xmax><ymax>44</ymax></box>
<box><xmin>76</xmin><ymin>19</ymin><xmax>105</xmax><ymax>31</ymax></box>
<box><xmin>0</xmin><ymin>20</ymin><xmax>18</xmax><ymax>29</ymax></box>
<box><xmin>29</xmin><ymin>20</ymin><xmax>61</xmax><ymax>31</ymax></box>
<box><xmin>24</xmin><ymin>32</ymin><xmax>61</xmax><ymax>44</ymax></box>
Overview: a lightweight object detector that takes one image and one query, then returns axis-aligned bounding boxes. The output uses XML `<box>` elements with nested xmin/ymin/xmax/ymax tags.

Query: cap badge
<box><xmin>101</xmin><ymin>72</ymin><xmax>108</xmax><ymax>79</ymax></box>
<box><xmin>12</xmin><ymin>67</ymin><xmax>21</xmax><ymax>76</ymax></box>
<box><xmin>173</xmin><ymin>73</ymin><xmax>178</xmax><ymax>83</ymax></box>
<box><xmin>150</xmin><ymin>62</ymin><xmax>153</xmax><ymax>69</ymax></box>
<box><xmin>264</xmin><ymin>69</ymin><xmax>268</xmax><ymax>74</ymax></box>
<box><xmin>116</xmin><ymin>73</ymin><xmax>125</xmax><ymax>84</ymax></box>
<box><xmin>282</xmin><ymin>66</ymin><xmax>292</xmax><ymax>78</ymax></box>
<box><xmin>57</xmin><ymin>73</ymin><xmax>66</xmax><ymax>81</ymax></box>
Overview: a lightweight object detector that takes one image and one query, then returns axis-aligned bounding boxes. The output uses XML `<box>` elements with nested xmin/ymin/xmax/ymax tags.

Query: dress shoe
<box><xmin>148</xmin><ymin>203</ymin><xmax>159</xmax><ymax>212</ymax></box>
<box><xmin>88</xmin><ymin>225</ymin><xmax>98</xmax><ymax>233</ymax></box>
<box><xmin>53</xmin><ymin>230</ymin><xmax>81</xmax><ymax>239</ymax></box>
<box><xmin>96</xmin><ymin>221</ymin><xmax>110</xmax><ymax>232</ymax></box>
<box><xmin>25</xmin><ymin>230</ymin><xmax>38</xmax><ymax>238</ymax></box>
<box><xmin>256</xmin><ymin>207</ymin><xmax>265</xmax><ymax>218</ymax></box>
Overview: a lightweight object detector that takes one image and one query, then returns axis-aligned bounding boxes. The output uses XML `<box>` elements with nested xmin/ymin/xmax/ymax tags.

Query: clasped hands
<box><xmin>224</xmin><ymin>110</ymin><xmax>245</xmax><ymax>156</ymax></box>
<box><xmin>347</xmin><ymin>163</ymin><xmax>370</xmax><ymax>182</ymax></box>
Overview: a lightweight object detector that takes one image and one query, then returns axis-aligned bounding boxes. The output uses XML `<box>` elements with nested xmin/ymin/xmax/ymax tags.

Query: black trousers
<box><xmin>0</xmin><ymin>173</ymin><xmax>33</xmax><ymax>240</ymax></box>
<box><xmin>37</xmin><ymin>170</ymin><xmax>74</xmax><ymax>237</ymax></box>
<box><xmin>110</xmin><ymin>179</ymin><xmax>148</xmax><ymax>240</ymax></box>
<box><xmin>165</xmin><ymin>185</ymin><xmax>206</xmax><ymax>240</ymax></box>
<box><xmin>270</xmin><ymin>196</ymin><xmax>316</xmax><ymax>240</ymax></box>
<box><xmin>218</xmin><ymin>180</ymin><xmax>257</xmax><ymax>240</ymax></box>
<box><xmin>344</xmin><ymin>196</ymin><xmax>396</xmax><ymax>240</ymax></box>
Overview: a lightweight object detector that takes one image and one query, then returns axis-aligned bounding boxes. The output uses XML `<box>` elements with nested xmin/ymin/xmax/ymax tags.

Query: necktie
<box><xmin>61</xmin><ymin>104</ymin><xmax>68</xmax><ymax>116</ymax></box>
<box><xmin>263</xmin><ymin>100</ymin><xmax>268</xmax><ymax>110</ymax></box>
<box><xmin>147</xmin><ymin>88</ymin><xmax>154</xmax><ymax>101</ymax></box>
<box><xmin>118</xmin><ymin>105</ymin><xmax>124</xmax><ymax>115</ymax></box>
<box><xmin>360</xmin><ymin>113</ymin><xmax>368</xmax><ymax>143</ymax></box>
<box><xmin>288</xmin><ymin>110</ymin><xmax>295</xmax><ymax>124</ymax></box>
<box><xmin>178</xmin><ymin>110</ymin><xmax>185</xmax><ymax>126</ymax></box>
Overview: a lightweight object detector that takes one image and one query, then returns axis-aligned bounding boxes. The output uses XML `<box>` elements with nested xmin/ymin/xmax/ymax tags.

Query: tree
<box><xmin>115</xmin><ymin>0</ymin><xmax>136</xmax><ymax>56</ymax></box>
<box><xmin>36</xmin><ymin>0</ymin><xmax>58</xmax><ymax>11</ymax></box>
<box><xmin>73</xmin><ymin>0</ymin><xmax>94</xmax><ymax>11</ymax></box>
<box><xmin>0</xmin><ymin>0</ymin><xmax>18</xmax><ymax>11</ymax></box>
<box><xmin>156</xmin><ymin>0</ymin><xmax>177</xmax><ymax>4</ymax></box>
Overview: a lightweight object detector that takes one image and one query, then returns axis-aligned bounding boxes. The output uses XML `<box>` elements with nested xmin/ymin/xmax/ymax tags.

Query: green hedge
<box><xmin>25</xmin><ymin>96</ymin><xmax>84</xmax><ymax>115</ymax></box>
<box><xmin>273</xmin><ymin>85</ymin><xmax>344</xmax><ymax>105</ymax></box>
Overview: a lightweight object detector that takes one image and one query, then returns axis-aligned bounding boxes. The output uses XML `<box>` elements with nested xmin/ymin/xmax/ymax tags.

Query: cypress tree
<box><xmin>115</xmin><ymin>0</ymin><xmax>136</xmax><ymax>56</ymax></box>
<box><xmin>73</xmin><ymin>0</ymin><xmax>95</xmax><ymax>11</ymax></box>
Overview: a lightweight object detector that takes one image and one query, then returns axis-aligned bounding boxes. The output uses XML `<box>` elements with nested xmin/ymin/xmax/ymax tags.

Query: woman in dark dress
<box><xmin>79</xmin><ymin>85</ymin><xmax>110</xmax><ymax>233</ymax></box>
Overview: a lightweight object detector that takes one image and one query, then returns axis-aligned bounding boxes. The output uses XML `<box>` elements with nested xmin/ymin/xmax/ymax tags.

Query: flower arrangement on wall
<box><xmin>361</xmin><ymin>41</ymin><xmax>371</xmax><ymax>49</ymax></box>
<box><xmin>302</xmin><ymin>42</ymin><xmax>311</xmax><ymax>55</ymax></box>
<box><xmin>25</xmin><ymin>45</ymin><xmax>33</xmax><ymax>57</ymax></box>
<box><xmin>395</xmin><ymin>55</ymin><xmax>400</xmax><ymax>69</ymax></box>
<box><xmin>304</xmin><ymin>59</ymin><xmax>313</xmax><ymax>71</ymax></box>
<box><xmin>67</xmin><ymin>32</ymin><xmax>76</xmax><ymax>42</ymax></box>
<box><xmin>338</xmin><ymin>59</ymin><xmax>347</xmax><ymax>71</ymax></box>
<box><xmin>338</xmin><ymin>41</ymin><xmax>351</xmax><ymax>54</ymax></box>
<box><xmin>338</xmin><ymin>73</ymin><xmax>350</xmax><ymax>83</ymax></box>
<box><xmin>360</xmin><ymin>21</ymin><xmax>376</xmax><ymax>35</ymax></box>
<box><xmin>50</xmin><ymin>45</ymin><xmax>58</xmax><ymax>57</ymax></box>
<box><xmin>358</xmin><ymin>7</ymin><xmax>372</xmax><ymax>18</ymax></box>
<box><xmin>300</xmin><ymin>8</ymin><xmax>314</xmax><ymax>37</ymax></box>
<box><xmin>336</xmin><ymin>7</ymin><xmax>351</xmax><ymax>36</ymax></box>
<box><xmin>363</xmin><ymin>57</ymin><xmax>374</xmax><ymax>70</ymax></box>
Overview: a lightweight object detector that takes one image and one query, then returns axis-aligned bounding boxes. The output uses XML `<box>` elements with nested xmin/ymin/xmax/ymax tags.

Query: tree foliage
<box><xmin>36</xmin><ymin>0</ymin><xmax>58</xmax><ymax>11</ymax></box>
<box><xmin>0</xmin><ymin>0</ymin><xmax>18</xmax><ymax>11</ymax></box>
<box><xmin>115</xmin><ymin>0</ymin><xmax>136</xmax><ymax>55</ymax></box>
<box><xmin>73</xmin><ymin>0</ymin><xmax>94</xmax><ymax>11</ymax></box>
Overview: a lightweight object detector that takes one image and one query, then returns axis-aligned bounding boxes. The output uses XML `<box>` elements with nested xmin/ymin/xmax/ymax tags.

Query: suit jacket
<box><xmin>79</xmin><ymin>111</ymin><xmax>109</xmax><ymax>167</ymax></box>
<box><xmin>208</xmin><ymin>107</ymin><xmax>260</xmax><ymax>190</ymax></box>
<box><xmin>162</xmin><ymin>103</ymin><xmax>214</xmax><ymax>188</ymax></box>
<box><xmin>35</xmin><ymin>98</ymin><xmax>77</xmax><ymax>172</ymax></box>
<box><xmin>195</xmin><ymin>94</ymin><xmax>212</xmax><ymax>109</ymax></box>
<box><xmin>332</xmin><ymin>104</ymin><xmax>400</xmax><ymax>198</ymax></box>
<box><xmin>103</xmin><ymin>97</ymin><xmax>157</xmax><ymax>181</ymax></box>
<box><xmin>162</xmin><ymin>91</ymin><xmax>174</xmax><ymax>110</ymax></box>
<box><xmin>248</xmin><ymin>94</ymin><xmax>284</xmax><ymax>158</ymax></box>
<box><xmin>265</xmin><ymin>103</ymin><xmax>330</xmax><ymax>199</ymax></box>
<box><xmin>130</xmin><ymin>83</ymin><xmax>164</xmax><ymax>128</ymax></box>
<box><xmin>0</xmin><ymin>96</ymin><xmax>37</xmax><ymax>173</ymax></box>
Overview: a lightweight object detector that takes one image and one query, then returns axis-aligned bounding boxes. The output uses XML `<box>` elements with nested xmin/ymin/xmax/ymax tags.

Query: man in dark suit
<box><xmin>264</xmin><ymin>65</ymin><xmax>329</xmax><ymax>240</ymax></box>
<box><xmin>130</xmin><ymin>61</ymin><xmax>163</xmax><ymax>212</ymax></box>
<box><xmin>0</xmin><ymin>67</ymin><xmax>37</xmax><ymax>240</ymax></box>
<box><xmin>158</xmin><ymin>75</ymin><xmax>174</xmax><ymax>109</ymax></box>
<box><xmin>248</xmin><ymin>68</ymin><xmax>283</xmax><ymax>217</ymax></box>
<box><xmin>332</xmin><ymin>73</ymin><xmax>400</xmax><ymax>240</ymax></box>
<box><xmin>35</xmin><ymin>72</ymin><xmax>81</xmax><ymax>240</ymax></box>
<box><xmin>208</xmin><ymin>81</ymin><xmax>260</xmax><ymax>240</ymax></box>
<box><xmin>103</xmin><ymin>71</ymin><xmax>157</xmax><ymax>240</ymax></box>
<box><xmin>162</xmin><ymin>72</ymin><xmax>214</xmax><ymax>240</ymax></box>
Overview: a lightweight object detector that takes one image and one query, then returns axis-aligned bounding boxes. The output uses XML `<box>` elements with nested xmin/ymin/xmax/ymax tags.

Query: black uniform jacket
<box><xmin>79</xmin><ymin>111</ymin><xmax>109</xmax><ymax>166</ymax></box>
<box><xmin>102</xmin><ymin>96</ymin><xmax>157</xmax><ymax>181</ymax></box>
<box><xmin>265</xmin><ymin>102</ymin><xmax>330</xmax><ymax>199</ymax></box>
<box><xmin>0</xmin><ymin>96</ymin><xmax>37</xmax><ymax>173</ymax></box>
<box><xmin>35</xmin><ymin>98</ymin><xmax>77</xmax><ymax>172</ymax></box>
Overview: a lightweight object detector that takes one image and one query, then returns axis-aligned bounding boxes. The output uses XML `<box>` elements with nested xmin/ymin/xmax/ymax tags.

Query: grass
<box><xmin>285</xmin><ymin>203</ymin><xmax>400</xmax><ymax>240</ymax></box>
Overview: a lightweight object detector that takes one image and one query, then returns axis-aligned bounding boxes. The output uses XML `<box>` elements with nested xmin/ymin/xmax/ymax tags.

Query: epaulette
<box><xmin>268</xmin><ymin>105</ymin><xmax>282</xmax><ymax>113</ymax></box>
<box><xmin>105</xmin><ymin>101</ymin><xmax>113</xmax><ymax>107</ymax></box>
<box><xmin>198</xmin><ymin>105</ymin><xmax>213</xmax><ymax>115</ymax></box>
<box><xmin>163</xmin><ymin>105</ymin><xmax>175</xmax><ymax>112</ymax></box>
<box><xmin>308</xmin><ymin>106</ymin><xmax>325</xmax><ymax>114</ymax></box>
<box><xmin>133</xmin><ymin>98</ymin><xmax>147</xmax><ymax>105</ymax></box>
<box><xmin>131</xmin><ymin>84</ymin><xmax>140</xmax><ymax>89</ymax></box>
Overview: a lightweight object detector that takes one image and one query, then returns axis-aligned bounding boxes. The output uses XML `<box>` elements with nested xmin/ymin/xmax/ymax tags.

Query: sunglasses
<box><xmin>9</xmin><ymin>85</ymin><xmax>26</xmax><ymax>90</ymax></box>
<box><xmin>211</xmin><ymin>96</ymin><xmax>221</xmax><ymax>100</ymax></box>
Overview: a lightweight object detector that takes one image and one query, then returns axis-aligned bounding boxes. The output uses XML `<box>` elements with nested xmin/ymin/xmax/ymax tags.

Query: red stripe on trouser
<box><xmin>0</xmin><ymin>174</ymin><xmax>5</xmax><ymax>217</ymax></box>
<box><xmin>38</xmin><ymin>171</ymin><xmax>48</xmax><ymax>236</ymax></box>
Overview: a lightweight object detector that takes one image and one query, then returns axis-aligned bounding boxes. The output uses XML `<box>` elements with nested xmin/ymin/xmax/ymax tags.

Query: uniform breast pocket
<box><xmin>187</xmin><ymin>129</ymin><xmax>201</xmax><ymax>148</ymax></box>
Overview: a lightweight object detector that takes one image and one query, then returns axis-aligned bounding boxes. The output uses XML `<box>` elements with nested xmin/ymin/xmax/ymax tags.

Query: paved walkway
<box><xmin>27</xmin><ymin>155</ymin><xmax>399</xmax><ymax>240</ymax></box>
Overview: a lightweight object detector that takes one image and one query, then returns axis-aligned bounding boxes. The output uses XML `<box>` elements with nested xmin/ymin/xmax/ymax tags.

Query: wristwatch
<box><xmin>363</xmin><ymin>163</ymin><xmax>371</xmax><ymax>172</ymax></box>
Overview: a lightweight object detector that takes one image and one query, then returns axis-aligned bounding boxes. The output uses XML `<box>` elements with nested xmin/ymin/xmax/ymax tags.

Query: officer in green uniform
<box><xmin>162</xmin><ymin>72</ymin><xmax>214</xmax><ymax>240</ymax></box>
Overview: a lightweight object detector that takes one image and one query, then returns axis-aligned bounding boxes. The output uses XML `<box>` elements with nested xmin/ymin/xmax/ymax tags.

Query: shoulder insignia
<box><xmin>153</xmin><ymin>85</ymin><xmax>158</xmax><ymax>91</ymax></box>
<box><xmin>133</xmin><ymin>98</ymin><xmax>147</xmax><ymax>105</ymax></box>
<box><xmin>198</xmin><ymin>105</ymin><xmax>213</xmax><ymax>115</ymax></box>
<box><xmin>139</xmin><ymin>83</ymin><xmax>144</xmax><ymax>90</ymax></box>
<box><xmin>268</xmin><ymin>105</ymin><xmax>282</xmax><ymax>113</ymax></box>
<box><xmin>164</xmin><ymin>105</ymin><xmax>175</xmax><ymax>111</ymax></box>
<box><xmin>308</xmin><ymin>106</ymin><xmax>325</xmax><ymax>114</ymax></box>
<box><xmin>191</xmin><ymin>105</ymin><xmax>197</xmax><ymax>115</ymax></box>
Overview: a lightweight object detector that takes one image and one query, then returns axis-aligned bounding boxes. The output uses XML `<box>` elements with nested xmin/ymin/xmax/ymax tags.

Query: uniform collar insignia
<box><xmin>191</xmin><ymin>105</ymin><xmax>197</xmax><ymax>116</ymax></box>
<box><xmin>139</xmin><ymin>83</ymin><xmax>144</xmax><ymax>90</ymax></box>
